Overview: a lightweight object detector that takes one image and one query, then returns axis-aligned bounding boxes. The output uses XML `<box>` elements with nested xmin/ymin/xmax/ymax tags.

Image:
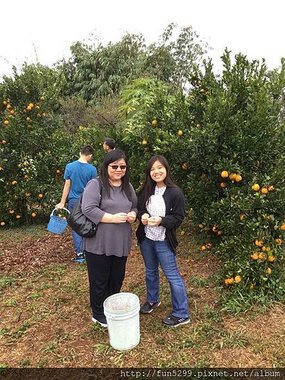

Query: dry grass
<box><xmin>1</xmin><ymin>225</ymin><xmax>285</xmax><ymax>369</ymax></box>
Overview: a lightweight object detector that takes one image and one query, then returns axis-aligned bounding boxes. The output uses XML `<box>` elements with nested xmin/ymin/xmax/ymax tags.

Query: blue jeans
<box><xmin>140</xmin><ymin>237</ymin><xmax>189</xmax><ymax>318</ymax></box>
<box><xmin>68</xmin><ymin>198</ymin><xmax>83</xmax><ymax>255</ymax></box>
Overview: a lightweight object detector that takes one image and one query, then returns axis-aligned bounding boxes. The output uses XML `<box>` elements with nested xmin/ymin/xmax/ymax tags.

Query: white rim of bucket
<box><xmin>103</xmin><ymin>292</ymin><xmax>139</xmax><ymax>316</ymax></box>
<box><xmin>104</xmin><ymin>307</ymin><xmax>139</xmax><ymax>321</ymax></box>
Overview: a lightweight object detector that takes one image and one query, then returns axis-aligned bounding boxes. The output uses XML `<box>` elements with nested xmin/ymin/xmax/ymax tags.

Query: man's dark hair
<box><xmin>80</xmin><ymin>145</ymin><xmax>94</xmax><ymax>156</ymax></box>
<box><xmin>103</xmin><ymin>138</ymin><xmax>116</xmax><ymax>150</ymax></box>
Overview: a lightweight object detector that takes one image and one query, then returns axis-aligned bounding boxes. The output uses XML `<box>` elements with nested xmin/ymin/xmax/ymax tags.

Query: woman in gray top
<box><xmin>81</xmin><ymin>149</ymin><xmax>137</xmax><ymax>327</ymax></box>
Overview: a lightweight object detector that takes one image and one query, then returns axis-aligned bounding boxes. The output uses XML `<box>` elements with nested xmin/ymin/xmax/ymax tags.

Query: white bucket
<box><xmin>103</xmin><ymin>292</ymin><xmax>140</xmax><ymax>351</ymax></box>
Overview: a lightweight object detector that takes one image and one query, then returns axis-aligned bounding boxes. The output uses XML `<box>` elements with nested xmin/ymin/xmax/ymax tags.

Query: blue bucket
<box><xmin>47</xmin><ymin>208</ymin><xmax>70</xmax><ymax>235</ymax></box>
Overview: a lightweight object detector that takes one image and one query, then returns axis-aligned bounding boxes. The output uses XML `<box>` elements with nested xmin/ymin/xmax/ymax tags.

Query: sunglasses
<box><xmin>109</xmin><ymin>165</ymin><xmax>127</xmax><ymax>170</ymax></box>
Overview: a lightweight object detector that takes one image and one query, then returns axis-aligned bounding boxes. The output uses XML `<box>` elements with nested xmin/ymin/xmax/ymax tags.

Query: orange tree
<box><xmin>0</xmin><ymin>64</ymin><xmax>73</xmax><ymax>226</ymax></box>
<box><xmin>0</xmin><ymin>63</ymin><xmax>118</xmax><ymax>227</ymax></box>
<box><xmin>119</xmin><ymin>52</ymin><xmax>285</xmax><ymax>303</ymax></box>
<box><xmin>118</xmin><ymin>77</ymin><xmax>192</xmax><ymax>188</ymax></box>
<box><xmin>184</xmin><ymin>52</ymin><xmax>285</xmax><ymax>304</ymax></box>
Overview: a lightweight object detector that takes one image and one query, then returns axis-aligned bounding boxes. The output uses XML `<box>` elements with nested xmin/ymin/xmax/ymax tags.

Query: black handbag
<box><xmin>67</xmin><ymin>179</ymin><xmax>102</xmax><ymax>238</ymax></box>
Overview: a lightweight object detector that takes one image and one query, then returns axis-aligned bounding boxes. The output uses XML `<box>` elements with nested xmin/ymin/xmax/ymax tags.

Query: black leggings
<box><xmin>85</xmin><ymin>251</ymin><xmax>127</xmax><ymax>319</ymax></box>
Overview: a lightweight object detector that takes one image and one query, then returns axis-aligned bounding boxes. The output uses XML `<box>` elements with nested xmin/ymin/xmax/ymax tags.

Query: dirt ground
<box><xmin>1</xmin><ymin>227</ymin><xmax>285</xmax><ymax>372</ymax></box>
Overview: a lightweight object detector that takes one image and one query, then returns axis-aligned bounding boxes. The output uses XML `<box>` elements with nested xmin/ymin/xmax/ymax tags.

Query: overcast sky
<box><xmin>0</xmin><ymin>0</ymin><xmax>284</xmax><ymax>79</ymax></box>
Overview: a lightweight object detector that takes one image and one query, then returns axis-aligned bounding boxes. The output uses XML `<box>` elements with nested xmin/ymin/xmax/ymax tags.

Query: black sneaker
<box><xmin>162</xmin><ymin>315</ymin><xmax>190</xmax><ymax>327</ymax></box>
<box><xmin>92</xmin><ymin>316</ymin><xmax>107</xmax><ymax>328</ymax></box>
<box><xmin>140</xmin><ymin>301</ymin><xmax>161</xmax><ymax>314</ymax></box>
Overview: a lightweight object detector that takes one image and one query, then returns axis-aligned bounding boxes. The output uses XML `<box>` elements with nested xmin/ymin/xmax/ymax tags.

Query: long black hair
<box><xmin>99</xmin><ymin>149</ymin><xmax>132</xmax><ymax>200</ymax></box>
<box><xmin>140</xmin><ymin>155</ymin><xmax>177</xmax><ymax>205</ymax></box>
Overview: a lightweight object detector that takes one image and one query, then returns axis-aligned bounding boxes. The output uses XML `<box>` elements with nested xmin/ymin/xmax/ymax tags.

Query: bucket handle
<box><xmin>50</xmin><ymin>207</ymin><xmax>70</xmax><ymax>217</ymax></box>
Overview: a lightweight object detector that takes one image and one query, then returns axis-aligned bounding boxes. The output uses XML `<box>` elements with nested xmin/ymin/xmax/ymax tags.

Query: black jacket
<box><xmin>136</xmin><ymin>186</ymin><xmax>185</xmax><ymax>253</ymax></box>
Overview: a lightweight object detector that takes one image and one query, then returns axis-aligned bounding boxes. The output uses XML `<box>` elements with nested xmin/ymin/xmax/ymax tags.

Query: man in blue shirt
<box><xmin>56</xmin><ymin>145</ymin><xmax>97</xmax><ymax>263</ymax></box>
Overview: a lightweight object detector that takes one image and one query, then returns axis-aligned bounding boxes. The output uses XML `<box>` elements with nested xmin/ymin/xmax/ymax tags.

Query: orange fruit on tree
<box><xmin>266</xmin><ymin>268</ymin><xmax>272</xmax><ymax>275</ymax></box>
<box><xmin>252</xmin><ymin>183</ymin><xmax>260</xmax><ymax>191</ymax></box>
<box><xmin>260</xmin><ymin>187</ymin><xmax>268</xmax><ymax>195</ymax></box>
<box><xmin>151</xmin><ymin>119</ymin><xmax>158</xmax><ymax>127</ymax></box>
<box><xmin>229</xmin><ymin>173</ymin><xmax>237</xmax><ymax>181</ymax></box>
<box><xmin>177</xmin><ymin>130</ymin><xmax>183</xmax><ymax>136</ymax></box>
<box><xmin>3</xmin><ymin>120</ymin><xmax>9</xmax><ymax>125</ymax></box>
<box><xmin>220</xmin><ymin>182</ymin><xmax>227</xmax><ymax>188</ymax></box>
<box><xmin>255</xmin><ymin>239</ymin><xmax>263</xmax><ymax>247</ymax></box>
<box><xmin>251</xmin><ymin>252</ymin><xmax>259</xmax><ymax>260</ymax></box>
<box><xmin>234</xmin><ymin>275</ymin><xmax>242</xmax><ymax>283</ymax></box>
<box><xmin>235</xmin><ymin>174</ymin><xmax>242</xmax><ymax>182</ymax></box>
<box><xmin>280</xmin><ymin>224</ymin><xmax>285</xmax><ymax>231</ymax></box>
<box><xmin>220</xmin><ymin>170</ymin><xmax>229</xmax><ymax>178</ymax></box>
<box><xmin>268</xmin><ymin>255</ymin><xmax>276</xmax><ymax>262</ymax></box>
<box><xmin>181</xmin><ymin>162</ymin><xmax>189</xmax><ymax>170</ymax></box>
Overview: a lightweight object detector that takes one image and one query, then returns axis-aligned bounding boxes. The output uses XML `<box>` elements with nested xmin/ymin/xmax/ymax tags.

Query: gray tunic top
<box><xmin>81</xmin><ymin>178</ymin><xmax>137</xmax><ymax>257</ymax></box>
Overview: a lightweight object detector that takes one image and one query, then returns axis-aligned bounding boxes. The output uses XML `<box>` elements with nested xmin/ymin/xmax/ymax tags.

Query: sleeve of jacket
<box><xmin>160</xmin><ymin>187</ymin><xmax>185</xmax><ymax>229</ymax></box>
<box><xmin>136</xmin><ymin>190</ymin><xmax>148</xmax><ymax>221</ymax></box>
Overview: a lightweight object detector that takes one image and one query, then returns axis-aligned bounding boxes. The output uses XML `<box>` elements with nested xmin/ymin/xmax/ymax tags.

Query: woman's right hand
<box><xmin>141</xmin><ymin>213</ymin><xmax>150</xmax><ymax>225</ymax></box>
<box><xmin>113</xmin><ymin>212</ymin><xmax>128</xmax><ymax>223</ymax></box>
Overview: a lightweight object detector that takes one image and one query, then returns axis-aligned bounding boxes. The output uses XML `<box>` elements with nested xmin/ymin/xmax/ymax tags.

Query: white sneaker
<box><xmin>92</xmin><ymin>316</ymin><xmax>107</xmax><ymax>328</ymax></box>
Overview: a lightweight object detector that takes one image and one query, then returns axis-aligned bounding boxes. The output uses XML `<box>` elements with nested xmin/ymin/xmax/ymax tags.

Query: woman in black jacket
<box><xmin>136</xmin><ymin>155</ymin><xmax>190</xmax><ymax>327</ymax></box>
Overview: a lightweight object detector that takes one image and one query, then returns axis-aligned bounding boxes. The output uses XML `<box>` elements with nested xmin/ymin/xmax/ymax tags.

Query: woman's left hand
<box><xmin>127</xmin><ymin>211</ymin><xmax>137</xmax><ymax>223</ymax></box>
<box><xmin>147</xmin><ymin>216</ymin><xmax>162</xmax><ymax>226</ymax></box>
